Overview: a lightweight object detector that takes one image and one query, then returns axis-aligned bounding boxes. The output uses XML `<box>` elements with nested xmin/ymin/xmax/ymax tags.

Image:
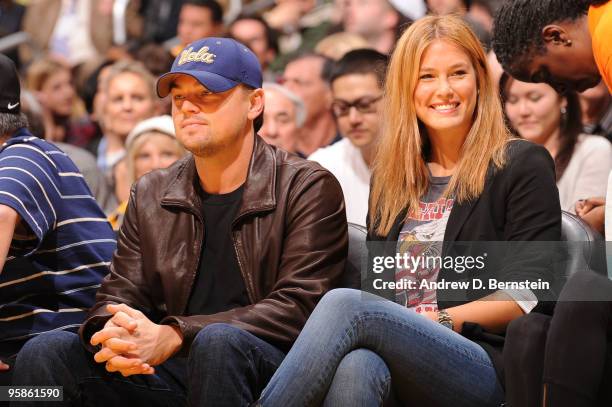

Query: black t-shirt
<box><xmin>186</xmin><ymin>185</ymin><xmax>250</xmax><ymax>316</ymax></box>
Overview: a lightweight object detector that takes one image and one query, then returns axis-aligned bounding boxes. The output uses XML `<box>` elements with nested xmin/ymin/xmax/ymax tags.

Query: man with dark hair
<box><xmin>14</xmin><ymin>38</ymin><xmax>347</xmax><ymax>406</ymax></box>
<box><xmin>492</xmin><ymin>0</ymin><xmax>611</xmax><ymax>93</ymax></box>
<box><xmin>229</xmin><ymin>15</ymin><xmax>279</xmax><ymax>80</ymax></box>
<box><xmin>493</xmin><ymin>0</ymin><xmax>612</xmax><ymax>235</ymax></box>
<box><xmin>309</xmin><ymin>49</ymin><xmax>388</xmax><ymax>226</ymax></box>
<box><xmin>328</xmin><ymin>48</ymin><xmax>388</xmax><ymax>85</ymax></box>
<box><xmin>170</xmin><ymin>0</ymin><xmax>225</xmax><ymax>56</ymax></box>
<box><xmin>0</xmin><ymin>54</ymin><xmax>115</xmax><ymax>385</ymax></box>
<box><xmin>282</xmin><ymin>53</ymin><xmax>339</xmax><ymax>156</ymax></box>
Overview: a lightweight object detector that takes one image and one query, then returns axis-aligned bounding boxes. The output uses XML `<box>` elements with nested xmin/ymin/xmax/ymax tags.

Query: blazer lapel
<box><xmin>444</xmin><ymin>164</ymin><xmax>496</xmax><ymax>242</ymax></box>
<box><xmin>444</xmin><ymin>197</ymin><xmax>479</xmax><ymax>243</ymax></box>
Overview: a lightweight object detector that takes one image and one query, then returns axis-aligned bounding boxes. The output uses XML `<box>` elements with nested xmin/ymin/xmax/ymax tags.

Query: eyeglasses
<box><xmin>331</xmin><ymin>95</ymin><xmax>383</xmax><ymax>117</ymax></box>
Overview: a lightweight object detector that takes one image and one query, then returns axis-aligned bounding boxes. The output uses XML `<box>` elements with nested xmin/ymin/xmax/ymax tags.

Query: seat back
<box><xmin>560</xmin><ymin>210</ymin><xmax>606</xmax><ymax>278</ymax></box>
<box><xmin>340</xmin><ymin>223</ymin><xmax>367</xmax><ymax>289</ymax></box>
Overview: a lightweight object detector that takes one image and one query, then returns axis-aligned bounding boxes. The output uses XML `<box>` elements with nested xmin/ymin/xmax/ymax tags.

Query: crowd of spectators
<box><xmin>1</xmin><ymin>0</ymin><xmax>609</xmax><ymax>228</ymax></box>
<box><xmin>1</xmin><ymin>0</ymin><xmax>612</xmax><ymax>405</ymax></box>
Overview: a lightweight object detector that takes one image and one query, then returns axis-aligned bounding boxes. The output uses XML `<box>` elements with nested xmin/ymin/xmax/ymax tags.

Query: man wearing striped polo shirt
<box><xmin>0</xmin><ymin>54</ymin><xmax>116</xmax><ymax>385</ymax></box>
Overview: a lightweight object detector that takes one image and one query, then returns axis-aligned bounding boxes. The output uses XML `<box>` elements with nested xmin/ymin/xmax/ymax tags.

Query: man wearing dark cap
<box><xmin>0</xmin><ymin>54</ymin><xmax>115</xmax><ymax>386</ymax></box>
<box><xmin>14</xmin><ymin>38</ymin><xmax>347</xmax><ymax>406</ymax></box>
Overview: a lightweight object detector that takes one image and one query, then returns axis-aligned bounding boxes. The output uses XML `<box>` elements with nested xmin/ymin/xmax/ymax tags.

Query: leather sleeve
<box><xmin>79</xmin><ymin>182</ymin><xmax>157</xmax><ymax>352</ymax></box>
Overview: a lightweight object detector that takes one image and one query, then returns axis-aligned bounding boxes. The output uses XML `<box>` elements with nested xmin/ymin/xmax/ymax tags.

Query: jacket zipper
<box><xmin>190</xmin><ymin>217</ymin><xmax>204</xmax><ymax>311</ymax></box>
<box><xmin>165</xmin><ymin>202</ymin><xmax>205</xmax><ymax>314</ymax></box>
<box><xmin>230</xmin><ymin>207</ymin><xmax>274</xmax><ymax>305</ymax></box>
<box><xmin>232</xmin><ymin>233</ymin><xmax>256</xmax><ymax>304</ymax></box>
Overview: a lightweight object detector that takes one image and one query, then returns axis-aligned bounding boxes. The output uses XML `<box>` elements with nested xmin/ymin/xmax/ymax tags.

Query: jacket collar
<box><xmin>161</xmin><ymin>134</ymin><xmax>277</xmax><ymax>220</ymax></box>
<box><xmin>443</xmin><ymin>195</ymin><xmax>480</xmax><ymax>243</ymax></box>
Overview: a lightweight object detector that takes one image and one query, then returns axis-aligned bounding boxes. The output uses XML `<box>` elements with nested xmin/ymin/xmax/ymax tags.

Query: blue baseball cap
<box><xmin>157</xmin><ymin>37</ymin><xmax>262</xmax><ymax>97</ymax></box>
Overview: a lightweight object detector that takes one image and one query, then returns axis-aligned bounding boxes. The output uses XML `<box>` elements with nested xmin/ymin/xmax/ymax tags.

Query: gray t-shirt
<box><xmin>396</xmin><ymin>174</ymin><xmax>454</xmax><ymax>313</ymax></box>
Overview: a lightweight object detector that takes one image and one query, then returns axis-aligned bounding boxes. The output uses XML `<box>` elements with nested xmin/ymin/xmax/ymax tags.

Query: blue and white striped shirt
<box><xmin>0</xmin><ymin>129</ymin><xmax>116</xmax><ymax>354</ymax></box>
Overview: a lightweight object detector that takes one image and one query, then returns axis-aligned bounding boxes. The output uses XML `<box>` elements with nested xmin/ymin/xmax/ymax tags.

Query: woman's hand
<box><xmin>576</xmin><ymin>197</ymin><xmax>605</xmax><ymax>234</ymax></box>
<box><xmin>0</xmin><ymin>360</ymin><xmax>9</xmax><ymax>371</ymax></box>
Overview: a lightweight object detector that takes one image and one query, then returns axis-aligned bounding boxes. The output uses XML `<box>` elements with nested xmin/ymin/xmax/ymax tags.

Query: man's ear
<box><xmin>542</xmin><ymin>24</ymin><xmax>573</xmax><ymax>47</ymax></box>
<box><xmin>247</xmin><ymin>88</ymin><xmax>265</xmax><ymax>120</ymax></box>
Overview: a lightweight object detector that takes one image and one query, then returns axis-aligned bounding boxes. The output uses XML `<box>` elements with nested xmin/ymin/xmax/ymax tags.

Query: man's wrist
<box><xmin>163</xmin><ymin>324</ymin><xmax>184</xmax><ymax>355</ymax></box>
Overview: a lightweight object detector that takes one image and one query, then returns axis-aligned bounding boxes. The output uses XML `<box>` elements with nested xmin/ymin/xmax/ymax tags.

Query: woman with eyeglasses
<box><xmin>258</xmin><ymin>15</ymin><xmax>560</xmax><ymax>406</ymax></box>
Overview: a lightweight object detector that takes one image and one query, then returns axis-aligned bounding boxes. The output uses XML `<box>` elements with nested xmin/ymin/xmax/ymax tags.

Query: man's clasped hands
<box><xmin>90</xmin><ymin>304</ymin><xmax>183</xmax><ymax>377</ymax></box>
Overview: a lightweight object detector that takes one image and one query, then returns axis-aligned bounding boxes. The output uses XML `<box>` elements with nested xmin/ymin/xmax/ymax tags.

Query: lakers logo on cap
<box><xmin>178</xmin><ymin>46</ymin><xmax>216</xmax><ymax>65</ymax></box>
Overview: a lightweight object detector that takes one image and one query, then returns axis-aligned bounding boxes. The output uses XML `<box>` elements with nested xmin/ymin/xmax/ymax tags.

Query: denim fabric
<box><xmin>188</xmin><ymin>323</ymin><xmax>286</xmax><ymax>406</ymax></box>
<box><xmin>259</xmin><ymin>288</ymin><xmax>505</xmax><ymax>407</ymax></box>
<box><xmin>12</xmin><ymin>323</ymin><xmax>285</xmax><ymax>407</ymax></box>
<box><xmin>11</xmin><ymin>330</ymin><xmax>186</xmax><ymax>407</ymax></box>
<box><xmin>323</xmin><ymin>348</ymin><xmax>392</xmax><ymax>407</ymax></box>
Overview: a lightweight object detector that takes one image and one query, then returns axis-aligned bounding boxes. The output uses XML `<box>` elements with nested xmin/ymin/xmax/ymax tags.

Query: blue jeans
<box><xmin>259</xmin><ymin>288</ymin><xmax>505</xmax><ymax>407</ymax></box>
<box><xmin>12</xmin><ymin>323</ymin><xmax>285</xmax><ymax>407</ymax></box>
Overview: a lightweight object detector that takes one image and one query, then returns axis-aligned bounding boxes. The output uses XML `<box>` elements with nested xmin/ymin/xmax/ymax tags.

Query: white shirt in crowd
<box><xmin>309</xmin><ymin>138</ymin><xmax>370</xmax><ymax>226</ymax></box>
<box><xmin>558</xmin><ymin>134</ymin><xmax>612</xmax><ymax>213</ymax></box>
<box><xmin>50</xmin><ymin>0</ymin><xmax>98</xmax><ymax>66</ymax></box>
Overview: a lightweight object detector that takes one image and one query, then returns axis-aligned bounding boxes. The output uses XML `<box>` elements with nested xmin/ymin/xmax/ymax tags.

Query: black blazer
<box><xmin>365</xmin><ymin>139</ymin><xmax>562</xmax><ymax>384</ymax></box>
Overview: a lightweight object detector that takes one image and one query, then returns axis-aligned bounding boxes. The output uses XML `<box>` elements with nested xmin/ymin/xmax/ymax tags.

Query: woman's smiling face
<box><xmin>413</xmin><ymin>39</ymin><xmax>478</xmax><ymax>141</ymax></box>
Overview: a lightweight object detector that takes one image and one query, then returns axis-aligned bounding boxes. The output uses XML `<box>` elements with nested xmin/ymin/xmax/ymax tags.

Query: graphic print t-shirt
<box><xmin>395</xmin><ymin>173</ymin><xmax>453</xmax><ymax>313</ymax></box>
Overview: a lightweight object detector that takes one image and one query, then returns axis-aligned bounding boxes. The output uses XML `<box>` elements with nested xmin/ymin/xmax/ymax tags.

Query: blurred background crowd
<box><xmin>1</xmin><ymin>0</ymin><xmax>610</xmax><ymax>231</ymax></box>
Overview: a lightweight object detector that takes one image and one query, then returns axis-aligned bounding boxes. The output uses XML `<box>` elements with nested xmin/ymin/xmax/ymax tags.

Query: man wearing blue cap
<box><xmin>14</xmin><ymin>38</ymin><xmax>347</xmax><ymax>406</ymax></box>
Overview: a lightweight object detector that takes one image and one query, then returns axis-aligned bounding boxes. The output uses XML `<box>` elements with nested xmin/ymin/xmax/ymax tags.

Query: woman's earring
<box><xmin>560</xmin><ymin>106</ymin><xmax>568</xmax><ymax>127</ymax></box>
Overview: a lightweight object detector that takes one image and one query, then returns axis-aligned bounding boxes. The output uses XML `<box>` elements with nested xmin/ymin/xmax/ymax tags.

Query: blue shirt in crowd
<box><xmin>0</xmin><ymin>129</ymin><xmax>116</xmax><ymax>354</ymax></box>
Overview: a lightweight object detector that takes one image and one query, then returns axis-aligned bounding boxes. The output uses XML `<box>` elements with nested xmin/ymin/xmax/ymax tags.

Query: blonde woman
<box><xmin>108</xmin><ymin>115</ymin><xmax>186</xmax><ymax>230</ymax></box>
<box><xmin>96</xmin><ymin>61</ymin><xmax>157</xmax><ymax>175</ymax></box>
<box><xmin>258</xmin><ymin>15</ymin><xmax>561</xmax><ymax>406</ymax></box>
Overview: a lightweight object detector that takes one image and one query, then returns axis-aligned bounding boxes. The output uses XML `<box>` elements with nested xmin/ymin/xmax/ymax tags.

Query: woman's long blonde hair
<box><xmin>369</xmin><ymin>15</ymin><xmax>512</xmax><ymax>236</ymax></box>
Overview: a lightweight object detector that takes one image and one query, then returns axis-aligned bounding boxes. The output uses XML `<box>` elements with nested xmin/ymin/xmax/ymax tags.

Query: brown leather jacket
<box><xmin>79</xmin><ymin>136</ymin><xmax>348</xmax><ymax>353</ymax></box>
